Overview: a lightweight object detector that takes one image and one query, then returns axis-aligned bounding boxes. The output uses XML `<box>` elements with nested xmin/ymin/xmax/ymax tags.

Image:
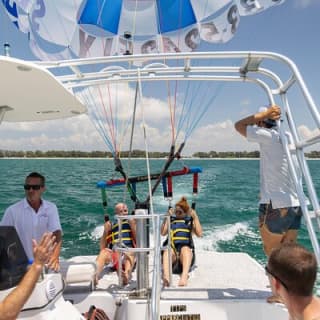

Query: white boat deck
<box><xmin>62</xmin><ymin>251</ymin><xmax>271</xmax><ymax>300</ymax></box>
<box><xmin>161</xmin><ymin>251</ymin><xmax>270</xmax><ymax>300</ymax></box>
<box><xmin>59</xmin><ymin>251</ymin><xmax>288</xmax><ymax>320</ymax></box>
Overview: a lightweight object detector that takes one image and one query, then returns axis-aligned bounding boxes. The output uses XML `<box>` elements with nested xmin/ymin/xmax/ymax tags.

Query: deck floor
<box><xmin>62</xmin><ymin>251</ymin><xmax>271</xmax><ymax>301</ymax></box>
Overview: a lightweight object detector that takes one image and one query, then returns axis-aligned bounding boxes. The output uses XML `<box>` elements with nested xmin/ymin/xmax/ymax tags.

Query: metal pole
<box><xmin>4</xmin><ymin>43</ymin><xmax>10</xmax><ymax>56</ymax></box>
<box><xmin>135</xmin><ymin>205</ymin><xmax>149</xmax><ymax>297</ymax></box>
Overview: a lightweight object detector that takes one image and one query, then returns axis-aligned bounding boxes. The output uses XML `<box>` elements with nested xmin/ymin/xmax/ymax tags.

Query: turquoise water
<box><xmin>0</xmin><ymin>158</ymin><xmax>318</xmax><ymax>268</ymax></box>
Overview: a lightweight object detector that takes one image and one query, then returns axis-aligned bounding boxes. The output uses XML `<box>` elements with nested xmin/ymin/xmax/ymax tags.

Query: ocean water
<box><xmin>0</xmin><ymin>158</ymin><xmax>319</xmax><ymax>283</ymax></box>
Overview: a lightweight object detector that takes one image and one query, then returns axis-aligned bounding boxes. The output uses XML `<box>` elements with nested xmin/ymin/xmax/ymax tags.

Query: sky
<box><xmin>0</xmin><ymin>0</ymin><xmax>320</xmax><ymax>155</ymax></box>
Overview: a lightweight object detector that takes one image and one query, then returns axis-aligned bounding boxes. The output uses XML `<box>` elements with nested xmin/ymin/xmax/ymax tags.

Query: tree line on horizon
<box><xmin>1</xmin><ymin>149</ymin><xmax>320</xmax><ymax>159</ymax></box>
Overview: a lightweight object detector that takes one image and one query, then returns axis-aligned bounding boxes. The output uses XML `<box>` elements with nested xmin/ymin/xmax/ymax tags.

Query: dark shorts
<box><xmin>259</xmin><ymin>203</ymin><xmax>302</xmax><ymax>234</ymax></box>
<box><xmin>172</xmin><ymin>245</ymin><xmax>195</xmax><ymax>274</ymax></box>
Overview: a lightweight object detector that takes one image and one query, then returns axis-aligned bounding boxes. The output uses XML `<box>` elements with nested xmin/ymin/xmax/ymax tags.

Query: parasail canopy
<box><xmin>2</xmin><ymin>0</ymin><xmax>286</xmax><ymax>60</ymax></box>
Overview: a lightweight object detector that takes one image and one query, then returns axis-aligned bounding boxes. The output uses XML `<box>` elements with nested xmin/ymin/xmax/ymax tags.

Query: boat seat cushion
<box><xmin>60</xmin><ymin>260</ymin><xmax>96</xmax><ymax>293</ymax></box>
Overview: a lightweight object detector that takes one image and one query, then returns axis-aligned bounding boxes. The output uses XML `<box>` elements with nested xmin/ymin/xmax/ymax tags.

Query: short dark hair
<box><xmin>268</xmin><ymin>243</ymin><xmax>317</xmax><ymax>296</ymax></box>
<box><xmin>26</xmin><ymin>172</ymin><xmax>45</xmax><ymax>186</ymax></box>
<box><xmin>263</xmin><ymin>119</ymin><xmax>276</xmax><ymax>128</ymax></box>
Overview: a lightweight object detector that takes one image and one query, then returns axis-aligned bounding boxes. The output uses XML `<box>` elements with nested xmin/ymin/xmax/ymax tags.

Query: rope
<box><xmin>76</xmin><ymin>89</ymin><xmax>115</xmax><ymax>155</ymax></box>
<box><xmin>166</xmin><ymin>82</ymin><xmax>176</xmax><ymax>144</ymax></box>
<box><xmin>185</xmin><ymin>82</ymin><xmax>224</xmax><ymax>140</ymax></box>
<box><xmin>124</xmin><ymin>82</ymin><xmax>140</xmax><ymax>202</ymax></box>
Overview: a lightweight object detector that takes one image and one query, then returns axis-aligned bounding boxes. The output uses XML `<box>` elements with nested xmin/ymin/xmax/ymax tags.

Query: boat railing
<box><xmin>115</xmin><ymin>211</ymin><xmax>172</xmax><ymax>319</ymax></box>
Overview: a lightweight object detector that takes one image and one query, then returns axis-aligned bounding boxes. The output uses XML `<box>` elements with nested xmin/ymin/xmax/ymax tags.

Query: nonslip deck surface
<box><xmin>62</xmin><ymin>251</ymin><xmax>271</xmax><ymax>300</ymax></box>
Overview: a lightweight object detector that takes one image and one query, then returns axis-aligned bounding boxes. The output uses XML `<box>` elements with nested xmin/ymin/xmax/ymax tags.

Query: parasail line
<box><xmin>166</xmin><ymin>81</ymin><xmax>176</xmax><ymax>144</ymax></box>
<box><xmin>146</xmin><ymin>141</ymin><xmax>185</xmax><ymax>203</ymax></box>
<box><xmin>185</xmin><ymin>82</ymin><xmax>224</xmax><ymax>140</ymax></box>
<box><xmin>114</xmin><ymin>154</ymin><xmax>138</xmax><ymax>203</ymax></box>
<box><xmin>76</xmin><ymin>88</ymin><xmax>115</xmax><ymax>154</ymax></box>
<box><xmin>122</xmin><ymin>81</ymin><xmax>140</xmax><ymax>203</ymax></box>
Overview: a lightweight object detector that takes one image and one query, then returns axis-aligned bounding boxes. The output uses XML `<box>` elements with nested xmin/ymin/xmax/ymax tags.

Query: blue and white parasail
<box><xmin>2</xmin><ymin>0</ymin><xmax>286</xmax><ymax>60</ymax></box>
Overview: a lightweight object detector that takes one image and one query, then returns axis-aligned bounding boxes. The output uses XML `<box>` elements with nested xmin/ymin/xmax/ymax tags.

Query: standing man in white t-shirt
<box><xmin>1</xmin><ymin>172</ymin><xmax>62</xmax><ymax>271</ymax></box>
<box><xmin>235</xmin><ymin>105</ymin><xmax>302</xmax><ymax>303</ymax></box>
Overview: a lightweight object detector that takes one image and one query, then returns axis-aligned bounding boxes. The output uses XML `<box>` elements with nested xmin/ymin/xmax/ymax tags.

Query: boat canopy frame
<box><xmin>3</xmin><ymin>51</ymin><xmax>320</xmax><ymax>320</ymax></box>
<box><xmin>39</xmin><ymin>50</ymin><xmax>320</xmax><ymax>254</ymax></box>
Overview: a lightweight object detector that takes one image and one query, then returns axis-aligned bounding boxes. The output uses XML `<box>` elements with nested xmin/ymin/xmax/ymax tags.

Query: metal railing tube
<box><xmin>135</xmin><ymin>207</ymin><xmax>149</xmax><ymax>296</ymax></box>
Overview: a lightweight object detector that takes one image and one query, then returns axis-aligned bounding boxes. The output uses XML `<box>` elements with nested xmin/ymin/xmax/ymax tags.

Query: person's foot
<box><xmin>178</xmin><ymin>274</ymin><xmax>188</xmax><ymax>286</ymax></box>
<box><xmin>267</xmin><ymin>294</ymin><xmax>283</xmax><ymax>304</ymax></box>
<box><xmin>122</xmin><ymin>270</ymin><xmax>132</xmax><ymax>286</ymax></box>
<box><xmin>162</xmin><ymin>278</ymin><xmax>170</xmax><ymax>287</ymax></box>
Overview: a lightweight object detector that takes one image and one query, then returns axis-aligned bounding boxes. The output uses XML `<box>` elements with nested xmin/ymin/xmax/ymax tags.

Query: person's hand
<box><xmin>47</xmin><ymin>255</ymin><xmax>60</xmax><ymax>272</ymax></box>
<box><xmin>168</xmin><ymin>207</ymin><xmax>174</xmax><ymax>216</ymax></box>
<box><xmin>189</xmin><ymin>209</ymin><xmax>198</xmax><ymax>219</ymax></box>
<box><xmin>32</xmin><ymin>233</ymin><xmax>56</xmax><ymax>269</ymax></box>
<box><xmin>267</xmin><ymin>105</ymin><xmax>281</xmax><ymax>121</ymax></box>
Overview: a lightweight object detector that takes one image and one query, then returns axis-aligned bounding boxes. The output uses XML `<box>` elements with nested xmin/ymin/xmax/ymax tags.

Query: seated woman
<box><xmin>95</xmin><ymin>203</ymin><xmax>136</xmax><ymax>286</ymax></box>
<box><xmin>161</xmin><ymin>196</ymin><xmax>202</xmax><ymax>287</ymax></box>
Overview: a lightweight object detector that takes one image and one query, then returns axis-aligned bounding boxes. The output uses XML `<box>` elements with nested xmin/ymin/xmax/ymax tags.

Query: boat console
<box><xmin>0</xmin><ymin>226</ymin><xmax>85</xmax><ymax>319</ymax></box>
<box><xmin>0</xmin><ymin>226</ymin><xmax>29</xmax><ymax>290</ymax></box>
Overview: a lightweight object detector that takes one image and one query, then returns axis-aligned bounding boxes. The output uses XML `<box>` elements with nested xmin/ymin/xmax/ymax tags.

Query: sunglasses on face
<box><xmin>175</xmin><ymin>209</ymin><xmax>184</xmax><ymax>214</ymax></box>
<box><xmin>24</xmin><ymin>184</ymin><xmax>43</xmax><ymax>190</ymax></box>
<box><xmin>265</xmin><ymin>265</ymin><xmax>289</xmax><ymax>290</ymax></box>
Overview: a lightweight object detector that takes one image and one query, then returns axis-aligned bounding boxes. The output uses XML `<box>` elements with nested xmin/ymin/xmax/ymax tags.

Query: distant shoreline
<box><xmin>0</xmin><ymin>157</ymin><xmax>319</xmax><ymax>160</ymax></box>
<box><xmin>2</xmin><ymin>150</ymin><xmax>320</xmax><ymax>159</ymax></box>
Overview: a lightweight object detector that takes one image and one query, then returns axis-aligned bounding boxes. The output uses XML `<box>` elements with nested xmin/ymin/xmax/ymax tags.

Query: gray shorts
<box><xmin>259</xmin><ymin>203</ymin><xmax>302</xmax><ymax>234</ymax></box>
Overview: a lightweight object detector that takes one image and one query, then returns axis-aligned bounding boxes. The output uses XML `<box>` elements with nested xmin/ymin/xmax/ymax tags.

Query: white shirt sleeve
<box><xmin>47</xmin><ymin>202</ymin><xmax>62</xmax><ymax>233</ymax></box>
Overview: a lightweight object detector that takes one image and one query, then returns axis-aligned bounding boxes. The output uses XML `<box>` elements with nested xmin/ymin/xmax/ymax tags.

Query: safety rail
<box><xmin>114</xmin><ymin>211</ymin><xmax>173</xmax><ymax>318</ymax></box>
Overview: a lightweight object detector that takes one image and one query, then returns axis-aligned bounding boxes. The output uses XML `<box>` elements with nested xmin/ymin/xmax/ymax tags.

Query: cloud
<box><xmin>0</xmin><ymin>115</ymin><xmax>103</xmax><ymax>151</ymax></box>
<box><xmin>293</xmin><ymin>0</ymin><xmax>319</xmax><ymax>8</ymax></box>
<box><xmin>76</xmin><ymin>83</ymin><xmax>170</xmax><ymax>125</ymax></box>
<box><xmin>184</xmin><ymin>120</ymin><xmax>257</xmax><ymax>154</ymax></box>
<box><xmin>0</xmin><ymin>114</ymin><xmax>256</xmax><ymax>155</ymax></box>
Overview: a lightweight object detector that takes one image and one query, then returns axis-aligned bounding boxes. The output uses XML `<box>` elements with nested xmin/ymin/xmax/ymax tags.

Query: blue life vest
<box><xmin>106</xmin><ymin>219</ymin><xmax>134</xmax><ymax>248</ymax></box>
<box><xmin>169</xmin><ymin>216</ymin><xmax>194</xmax><ymax>251</ymax></box>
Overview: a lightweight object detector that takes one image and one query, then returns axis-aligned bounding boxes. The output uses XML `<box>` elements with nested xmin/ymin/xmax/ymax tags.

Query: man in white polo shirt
<box><xmin>1</xmin><ymin>172</ymin><xmax>62</xmax><ymax>271</ymax></box>
<box><xmin>235</xmin><ymin>105</ymin><xmax>302</xmax><ymax>303</ymax></box>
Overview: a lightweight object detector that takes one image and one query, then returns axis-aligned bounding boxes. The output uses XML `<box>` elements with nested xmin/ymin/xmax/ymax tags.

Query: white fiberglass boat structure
<box><xmin>1</xmin><ymin>51</ymin><xmax>320</xmax><ymax>320</ymax></box>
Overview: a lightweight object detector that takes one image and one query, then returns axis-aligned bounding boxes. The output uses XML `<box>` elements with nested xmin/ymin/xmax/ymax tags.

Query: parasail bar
<box><xmin>97</xmin><ymin>166</ymin><xmax>202</xmax><ymax>189</ymax></box>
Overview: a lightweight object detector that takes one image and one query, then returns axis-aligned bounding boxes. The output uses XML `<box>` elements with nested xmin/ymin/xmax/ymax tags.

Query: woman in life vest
<box><xmin>161</xmin><ymin>196</ymin><xmax>202</xmax><ymax>287</ymax></box>
<box><xmin>95</xmin><ymin>203</ymin><xmax>136</xmax><ymax>285</ymax></box>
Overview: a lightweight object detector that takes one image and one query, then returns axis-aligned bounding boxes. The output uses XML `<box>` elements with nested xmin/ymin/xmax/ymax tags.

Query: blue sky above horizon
<box><xmin>1</xmin><ymin>0</ymin><xmax>320</xmax><ymax>154</ymax></box>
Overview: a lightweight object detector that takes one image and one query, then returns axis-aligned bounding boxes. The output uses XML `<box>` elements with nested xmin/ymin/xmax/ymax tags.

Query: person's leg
<box><xmin>95</xmin><ymin>249</ymin><xmax>112</xmax><ymax>284</ymax></box>
<box><xmin>162</xmin><ymin>249</ymin><xmax>170</xmax><ymax>287</ymax></box>
<box><xmin>281</xmin><ymin>206</ymin><xmax>302</xmax><ymax>244</ymax></box>
<box><xmin>178</xmin><ymin>246</ymin><xmax>193</xmax><ymax>287</ymax></box>
<box><xmin>259</xmin><ymin>204</ymin><xmax>286</xmax><ymax>257</ymax></box>
<box><xmin>259</xmin><ymin>204</ymin><xmax>285</xmax><ymax>303</ymax></box>
<box><xmin>122</xmin><ymin>253</ymin><xmax>135</xmax><ymax>285</ymax></box>
<box><xmin>282</xmin><ymin>229</ymin><xmax>298</xmax><ymax>243</ymax></box>
<box><xmin>259</xmin><ymin>205</ymin><xmax>301</xmax><ymax>303</ymax></box>
<box><xmin>259</xmin><ymin>223</ymin><xmax>284</xmax><ymax>257</ymax></box>
<box><xmin>162</xmin><ymin>249</ymin><xmax>176</xmax><ymax>287</ymax></box>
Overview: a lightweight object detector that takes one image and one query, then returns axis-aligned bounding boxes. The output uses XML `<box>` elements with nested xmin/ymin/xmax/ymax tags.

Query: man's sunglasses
<box><xmin>24</xmin><ymin>184</ymin><xmax>43</xmax><ymax>190</ymax></box>
<box><xmin>265</xmin><ymin>265</ymin><xmax>289</xmax><ymax>290</ymax></box>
